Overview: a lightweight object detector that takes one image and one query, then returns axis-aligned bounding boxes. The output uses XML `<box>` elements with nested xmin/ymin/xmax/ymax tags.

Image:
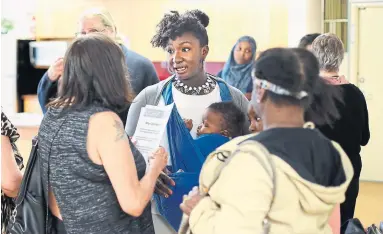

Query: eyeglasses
<box><xmin>75</xmin><ymin>28</ymin><xmax>107</xmax><ymax>37</ymax></box>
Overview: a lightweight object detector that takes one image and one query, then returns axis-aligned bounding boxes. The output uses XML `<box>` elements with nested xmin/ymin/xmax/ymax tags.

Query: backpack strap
<box><xmin>198</xmin><ymin>137</ymin><xmax>276</xmax><ymax>233</ymax></box>
<box><xmin>199</xmin><ymin>137</ymin><xmax>276</xmax><ymax>196</ymax></box>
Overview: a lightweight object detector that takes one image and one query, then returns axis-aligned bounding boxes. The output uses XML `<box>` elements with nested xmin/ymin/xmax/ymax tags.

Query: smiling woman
<box><xmin>125</xmin><ymin>9</ymin><xmax>249</xmax><ymax>234</ymax></box>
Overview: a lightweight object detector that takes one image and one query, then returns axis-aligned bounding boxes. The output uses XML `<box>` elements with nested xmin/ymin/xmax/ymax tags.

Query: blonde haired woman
<box><xmin>37</xmin><ymin>8</ymin><xmax>159</xmax><ymax>124</ymax></box>
<box><xmin>312</xmin><ymin>33</ymin><xmax>370</xmax><ymax>234</ymax></box>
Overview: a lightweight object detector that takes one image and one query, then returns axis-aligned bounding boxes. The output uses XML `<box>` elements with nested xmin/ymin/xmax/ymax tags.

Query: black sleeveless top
<box><xmin>38</xmin><ymin>105</ymin><xmax>154</xmax><ymax>234</ymax></box>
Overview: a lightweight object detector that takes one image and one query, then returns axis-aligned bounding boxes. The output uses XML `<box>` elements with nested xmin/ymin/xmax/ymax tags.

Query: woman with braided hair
<box><xmin>179</xmin><ymin>48</ymin><xmax>354</xmax><ymax>234</ymax></box>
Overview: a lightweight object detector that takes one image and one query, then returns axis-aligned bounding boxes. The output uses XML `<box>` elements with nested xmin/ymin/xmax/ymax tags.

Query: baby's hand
<box><xmin>183</xmin><ymin>119</ymin><xmax>193</xmax><ymax>131</ymax></box>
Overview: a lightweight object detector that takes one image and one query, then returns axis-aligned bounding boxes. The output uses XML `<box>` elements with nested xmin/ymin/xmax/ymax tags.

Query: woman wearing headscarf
<box><xmin>217</xmin><ymin>36</ymin><xmax>257</xmax><ymax>99</ymax></box>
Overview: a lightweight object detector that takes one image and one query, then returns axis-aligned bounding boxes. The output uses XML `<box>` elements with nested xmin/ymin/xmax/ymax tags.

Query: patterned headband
<box><xmin>254</xmin><ymin>78</ymin><xmax>308</xmax><ymax>100</ymax></box>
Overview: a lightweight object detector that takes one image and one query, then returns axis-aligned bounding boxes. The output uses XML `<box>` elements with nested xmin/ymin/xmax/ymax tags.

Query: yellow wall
<box><xmin>105</xmin><ymin>0</ymin><xmax>276</xmax><ymax>61</ymax></box>
<box><xmin>269</xmin><ymin>0</ymin><xmax>289</xmax><ymax>48</ymax></box>
<box><xmin>287</xmin><ymin>0</ymin><xmax>322</xmax><ymax>47</ymax></box>
<box><xmin>36</xmin><ymin>0</ymin><xmax>293</xmax><ymax>61</ymax></box>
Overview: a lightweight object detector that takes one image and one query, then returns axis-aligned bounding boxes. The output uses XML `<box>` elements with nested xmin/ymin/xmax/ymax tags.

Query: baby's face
<box><xmin>197</xmin><ymin>110</ymin><xmax>224</xmax><ymax>137</ymax></box>
<box><xmin>248</xmin><ymin>105</ymin><xmax>263</xmax><ymax>133</ymax></box>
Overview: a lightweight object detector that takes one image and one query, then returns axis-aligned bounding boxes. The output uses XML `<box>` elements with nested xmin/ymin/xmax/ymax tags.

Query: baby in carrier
<box><xmin>184</xmin><ymin>101</ymin><xmax>246</xmax><ymax>159</ymax></box>
<box><xmin>156</xmin><ymin>102</ymin><xmax>246</xmax><ymax>231</ymax></box>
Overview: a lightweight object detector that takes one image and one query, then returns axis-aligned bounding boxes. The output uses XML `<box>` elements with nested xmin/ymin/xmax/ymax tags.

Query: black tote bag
<box><xmin>6</xmin><ymin>136</ymin><xmax>46</xmax><ymax>234</ymax></box>
<box><xmin>7</xmin><ymin>116</ymin><xmax>68</xmax><ymax>234</ymax></box>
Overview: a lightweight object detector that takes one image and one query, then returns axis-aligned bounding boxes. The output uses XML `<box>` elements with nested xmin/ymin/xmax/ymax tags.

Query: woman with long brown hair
<box><xmin>38</xmin><ymin>33</ymin><xmax>166</xmax><ymax>233</ymax></box>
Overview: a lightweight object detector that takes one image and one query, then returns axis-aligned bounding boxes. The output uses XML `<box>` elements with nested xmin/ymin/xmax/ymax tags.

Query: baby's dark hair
<box><xmin>207</xmin><ymin>102</ymin><xmax>245</xmax><ymax>138</ymax></box>
<box><xmin>151</xmin><ymin>9</ymin><xmax>209</xmax><ymax>49</ymax></box>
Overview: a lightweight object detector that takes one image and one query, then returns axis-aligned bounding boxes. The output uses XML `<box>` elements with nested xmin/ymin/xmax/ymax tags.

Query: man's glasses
<box><xmin>74</xmin><ymin>28</ymin><xmax>106</xmax><ymax>37</ymax></box>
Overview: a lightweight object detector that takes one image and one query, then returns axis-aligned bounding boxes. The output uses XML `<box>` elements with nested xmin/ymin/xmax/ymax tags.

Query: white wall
<box><xmin>1</xmin><ymin>0</ymin><xmax>37</xmax><ymax>38</ymax></box>
<box><xmin>1</xmin><ymin>34</ymin><xmax>18</xmax><ymax>114</ymax></box>
<box><xmin>1</xmin><ymin>0</ymin><xmax>36</xmax><ymax>113</ymax></box>
<box><xmin>288</xmin><ymin>0</ymin><xmax>322</xmax><ymax>47</ymax></box>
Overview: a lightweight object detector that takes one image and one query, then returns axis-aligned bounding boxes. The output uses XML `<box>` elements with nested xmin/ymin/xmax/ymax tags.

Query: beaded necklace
<box><xmin>173</xmin><ymin>75</ymin><xmax>216</xmax><ymax>95</ymax></box>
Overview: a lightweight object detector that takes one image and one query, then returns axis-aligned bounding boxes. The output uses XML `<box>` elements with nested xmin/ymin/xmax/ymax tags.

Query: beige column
<box><xmin>287</xmin><ymin>0</ymin><xmax>322</xmax><ymax>47</ymax></box>
<box><xmin>268</xmin><ymin>0</ymin><xmax>289</xmax><ymax>48</ymax></box>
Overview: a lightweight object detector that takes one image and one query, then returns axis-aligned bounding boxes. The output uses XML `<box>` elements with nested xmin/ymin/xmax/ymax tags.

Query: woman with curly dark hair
<box><xmin>125</xmin><ymin>9</ymin><xmax>249</xmax><ymax>233</ymax></box>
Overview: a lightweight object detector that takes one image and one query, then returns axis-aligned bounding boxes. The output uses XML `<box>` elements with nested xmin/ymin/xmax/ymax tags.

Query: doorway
<box><xmin>352</xmin><ymin>5</ymin><xmax>383</xmax><ymax>182</ymax></box>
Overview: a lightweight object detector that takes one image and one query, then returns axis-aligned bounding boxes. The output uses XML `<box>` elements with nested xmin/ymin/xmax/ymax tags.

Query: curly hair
<box><xmin>151</xmin><ymin>9</ymin><xmax>209</xmax><ymax>49</ymax></box>
<box><xmin>208</xmin><ymin>101</ymin><xmax>246</xmax><ymax>138</ymax></box>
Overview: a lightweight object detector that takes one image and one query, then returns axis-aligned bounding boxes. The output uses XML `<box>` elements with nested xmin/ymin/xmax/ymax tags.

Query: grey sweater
<box><xmin>125</xmin><ymin>75</ymin><xmax>250</xmax><ymax>136</ymax></box>
<box><xmin>121</xmin><ymin>45</ymin><xmax>159</xmax><ymax>96</ymax></box>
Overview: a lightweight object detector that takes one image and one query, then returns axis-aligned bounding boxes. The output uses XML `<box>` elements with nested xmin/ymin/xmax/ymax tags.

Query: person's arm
<box><xmin>329</xmin><ymin>205</ymin><xmax>341</xmax><ymax>234</ymax></box>
<box><xmin>125</xmin><ymin>88</ymin><xmax>149</xmax><ymax>136</ymax></box>
<box><xmin>188</xmin><ymin>152</ymin><xmax>273</xmax><ymax>234</ymax></box>
<box><xmin>145</xmin><ymin>61</ymin><xmax>160</xmax><ymax>86</ymax></box>
<box><xmin>1</xmin><ymin>135</ymin><xmax>23</xmax><ymax>197</ymax></box>
<box><xmin>124</xmin><ymin>85</ymin><xmax>175</xmax><ymax>197</ymax></box>
<box><xmin>359</xmin><ymin>91</ymin><xmax>370</xmax><ymax>146</ymax></box>
<box><xmin>38</xmin><ymin>58</ymin><xmax>63</xmax><ymax>113</ymax></box>
<box><xmin>37</xmin><ymin>72</ymin><xmax>57</xmax><ymax>113</ymax></box>
<box><xmin>92</xmin><ymin>112</ymin><xmax>166</xmax><ymax>217</ymax></box>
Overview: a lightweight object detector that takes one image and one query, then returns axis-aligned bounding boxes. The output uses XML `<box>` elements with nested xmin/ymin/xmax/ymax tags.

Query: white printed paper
<box><xmin>132</xmin><ymin>103</ymin><xmax>174</xmax><ymax>164</ymax></box>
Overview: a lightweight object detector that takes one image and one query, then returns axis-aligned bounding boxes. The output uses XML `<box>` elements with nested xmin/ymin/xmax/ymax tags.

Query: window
<box><xmin>323</xmin><ymin>0</ymin><xmax>348</xmax><ymax>51</ymax></box>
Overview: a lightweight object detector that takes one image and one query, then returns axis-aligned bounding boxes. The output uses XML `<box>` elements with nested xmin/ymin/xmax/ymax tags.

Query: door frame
<box><xmin>348</xmin><ymin>1</ymin><xmax>383</xmax><ymax>182</ymax></box>
<box><xmin>348</xmin><ymin>1</ymin><xmax>383</xmax><ymax>84</ymax></box>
